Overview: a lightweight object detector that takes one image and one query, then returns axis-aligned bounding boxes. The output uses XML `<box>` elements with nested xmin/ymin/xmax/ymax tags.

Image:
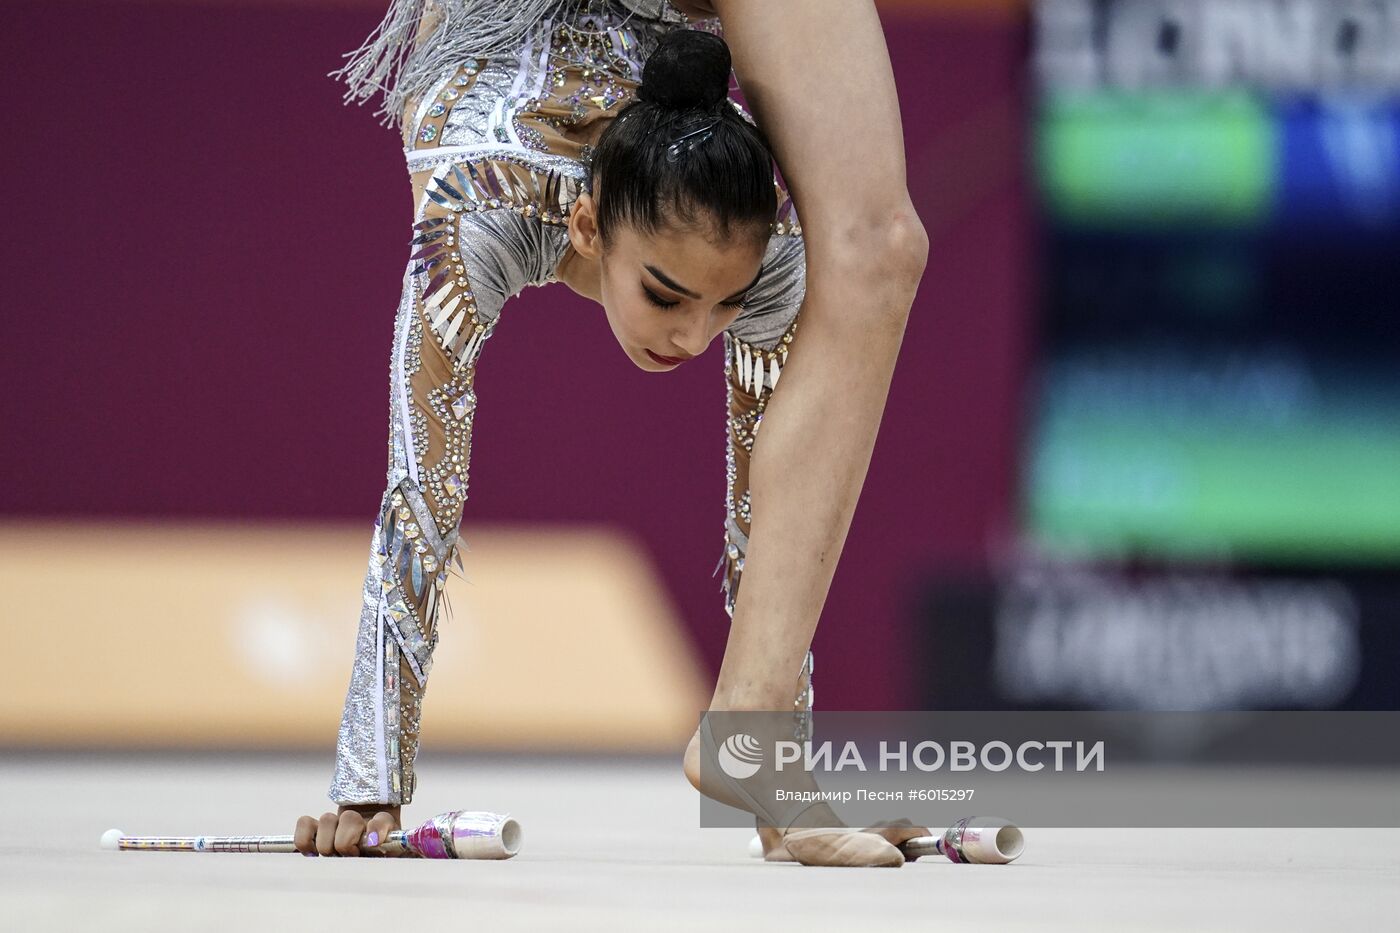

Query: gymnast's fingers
<box><xmin>335</xmin><ymin>809</ymin><xmax>368</xmax><ymax>856</ymax></box>
<box><xmin>363</xmin><ymin>810</ymin><xmax>401</xmax><ymax>858</ymax></box>
<box><xmin>294</xmin><ymin>814</ymin><xmax>318</xmax><ymax>855</ymax></box>
<box><xmin>316</xmin><ymin>811</ymin><xmax>341</xmax><ymax>857</ymax></box>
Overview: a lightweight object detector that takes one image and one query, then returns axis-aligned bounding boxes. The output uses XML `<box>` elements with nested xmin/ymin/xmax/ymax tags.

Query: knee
<box><xmin>825</xmin><ymin>200</ymin><xmax>929</xmax><ymax>312</ymax></box>
<box><xmin>885</xmin><ymin>204</ymin><xmax>929</xmax><ymax>287</ymax></box>
<box><xmin>863</xmin><ymin>203</ymin><xmax>928</xmax><ymax>299</ymax></box>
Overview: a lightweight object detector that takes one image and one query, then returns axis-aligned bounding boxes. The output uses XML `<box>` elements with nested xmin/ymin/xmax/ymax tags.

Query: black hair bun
<box><xmin>637</xmin><ymin>30</ymin><xmax>731</xmax><ymax>111</ymax></box>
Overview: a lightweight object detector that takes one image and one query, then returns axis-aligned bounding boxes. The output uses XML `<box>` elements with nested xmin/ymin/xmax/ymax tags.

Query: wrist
<box><xmin>338</xmin><ymin>802</ymin><xmax>402</xmax><ymax>818</ymax></box>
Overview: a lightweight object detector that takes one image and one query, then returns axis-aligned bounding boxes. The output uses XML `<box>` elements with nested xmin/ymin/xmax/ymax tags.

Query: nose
<box><xmin>671</xmin><ymin>309</ymin><xmax>720</xmax><ymax>359</ymax></box>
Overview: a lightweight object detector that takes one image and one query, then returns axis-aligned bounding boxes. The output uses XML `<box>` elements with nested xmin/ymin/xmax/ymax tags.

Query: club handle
<box><xmin>106</xmin><ymin>834</ymin><xmax>302</xmax><ymax>854</ymax></box>
<box><xmin>101</xmin><ymin>810</ymin><xmax>520</xmax><ymax>859</ymax></box>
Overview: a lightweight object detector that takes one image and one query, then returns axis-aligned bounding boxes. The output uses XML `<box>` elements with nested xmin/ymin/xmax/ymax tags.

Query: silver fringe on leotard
<box><xmin>329</xmin><ymin>0</ymin><xmax>685</xmax><ymax>129</ymax></box>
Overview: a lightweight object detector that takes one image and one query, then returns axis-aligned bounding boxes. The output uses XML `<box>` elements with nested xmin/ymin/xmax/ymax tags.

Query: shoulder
<box><xmin>410</xmin><ymin>148</ymin><xmax>583</xmax><ymax>330</ymax></box>
<box><xmin>454</xmin><ymin>209</ymin><xmax>572</xmax><ymax>323</ymax></box>
<box><xmin>726</xmin><ymin>230</ymin><xmax>806</xmax><ymax>351</ymax></box>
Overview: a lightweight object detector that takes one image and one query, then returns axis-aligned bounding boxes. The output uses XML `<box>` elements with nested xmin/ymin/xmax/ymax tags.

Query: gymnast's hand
<box><xmin>294</xmin><ymin>804</ymin><xmax>403</xmax><ymax>857</ymax></box>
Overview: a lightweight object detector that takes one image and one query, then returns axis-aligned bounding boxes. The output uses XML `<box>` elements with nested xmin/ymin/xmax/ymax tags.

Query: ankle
<box><xmin>708</xmin><ymin>692</ymin><xmax>797</xmax><ymax>711</ymax></box>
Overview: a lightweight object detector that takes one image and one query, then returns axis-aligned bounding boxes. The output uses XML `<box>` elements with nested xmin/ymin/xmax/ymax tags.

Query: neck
<box><xmin>554</xmin><ymin>242</ymin><xmax>603</xmax><ymax>303</ymax></box>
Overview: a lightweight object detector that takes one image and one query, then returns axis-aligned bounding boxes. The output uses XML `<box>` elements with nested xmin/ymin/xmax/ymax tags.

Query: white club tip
<box><xmin>100</xmin><ymin>828</ymin><xmax>124</xmax><ymax>850</ymax></box>
<box><xmin>747</xmin><ymin>833</ymin><xmax>763</xmax><ymax>858</ymax></box>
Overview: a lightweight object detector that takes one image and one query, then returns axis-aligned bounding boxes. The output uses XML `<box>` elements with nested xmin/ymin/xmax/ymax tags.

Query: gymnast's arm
<box><xmin>705</xmin><ymin>0</ymin><xmax>929</xmax><ymax>703</ymax></box>
<box><xmin>298</xmin><ymin>201</ymin><xmax>547</xmax><ymax>856</ymax></box>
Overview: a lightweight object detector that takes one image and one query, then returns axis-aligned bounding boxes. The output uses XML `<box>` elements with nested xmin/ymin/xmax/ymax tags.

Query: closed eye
<box><xmin>644</xmin><ymin>283</ymin><xmax>748</xmax><ymax>311</ymax></box>
<box><xmin>643</xmin><ymin>286</ymin><xmax>680</xmax><ymax>309</ymax></box>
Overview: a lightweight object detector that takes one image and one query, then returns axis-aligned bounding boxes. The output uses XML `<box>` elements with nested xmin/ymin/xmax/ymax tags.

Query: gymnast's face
<box><xmin>562</xmin><ymin>192</ymin><xmax>766</xmax><ymax>371</ymax></box>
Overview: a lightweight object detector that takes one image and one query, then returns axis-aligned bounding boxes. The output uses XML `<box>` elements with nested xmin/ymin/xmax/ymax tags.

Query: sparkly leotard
<box><xmin>329</xmin><ymin>0</ymin><xmax>811</xmax><ymax>806</ymax></box>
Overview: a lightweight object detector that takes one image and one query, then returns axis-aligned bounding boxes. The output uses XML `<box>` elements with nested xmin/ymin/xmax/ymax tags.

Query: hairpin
<box><xmin>665</xmin><ymin>117</ymin><xmax>721</xmax><ymax>162</ymax></box>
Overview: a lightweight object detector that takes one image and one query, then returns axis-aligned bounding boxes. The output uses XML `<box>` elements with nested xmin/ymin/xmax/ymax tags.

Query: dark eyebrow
<box><xmin>644</xmin><ymin>265</ymin><xmax>700</xmax><ymax>300</ymax></box>
<box><xmin>644</xmin><ymin>264</ymin><xmax>764</xmax><ymax>302</ymax></box>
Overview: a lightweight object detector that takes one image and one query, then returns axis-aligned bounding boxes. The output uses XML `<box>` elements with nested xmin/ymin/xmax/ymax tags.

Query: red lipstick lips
<box><xmin>646</xmin><ymin>349</ymin><xmax>691</xmax><ymax>366</ymax></box>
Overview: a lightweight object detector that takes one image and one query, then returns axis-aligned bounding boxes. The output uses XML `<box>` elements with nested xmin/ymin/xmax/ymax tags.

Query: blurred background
<box><xmin>2</xmin><ymin>0</ymin><xmax>1396</xmax><ymax>759</ymax></box>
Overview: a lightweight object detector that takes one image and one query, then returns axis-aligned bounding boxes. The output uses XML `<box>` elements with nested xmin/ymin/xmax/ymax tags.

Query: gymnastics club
<box><xmin>901</xmin><ymin>817</ymin><xmax>1024</xmax><ymax>864</ymax></box>
<box><xmin>100</xmin><ymin>810</ymin><xmax>522</xmax><ymax>860</ymax></box>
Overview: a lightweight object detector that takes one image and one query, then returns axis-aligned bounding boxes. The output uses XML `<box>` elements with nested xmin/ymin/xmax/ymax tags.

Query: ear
<box><xmin>567</xmin><ymin>191</ymin><xmax>603</xmax><ymax>261</ymax></box>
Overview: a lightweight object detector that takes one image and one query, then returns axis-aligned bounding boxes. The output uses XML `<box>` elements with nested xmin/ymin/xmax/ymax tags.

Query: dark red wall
<box><xmin>1</xmin><ymin>1</ymin><xmax>1031</xmax><ymax>709</ymax></box>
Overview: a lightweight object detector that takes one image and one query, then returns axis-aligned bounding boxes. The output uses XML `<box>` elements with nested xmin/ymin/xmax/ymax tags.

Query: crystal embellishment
<box><xmin>450</xmin><ymin>389</ymin><xmax>477</xmax><ymax>420</ymax></box>
<box><xmin>419</xmin><ymin>124</ymin><xmax>438</xmax><ymax>143</ymax></box>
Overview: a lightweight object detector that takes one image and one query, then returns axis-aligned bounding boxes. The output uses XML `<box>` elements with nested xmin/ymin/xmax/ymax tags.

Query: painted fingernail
<box><xmin>367</xmin><ymin>831</ymin><xmax>380</xmax><ymax>846</ymax></box>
